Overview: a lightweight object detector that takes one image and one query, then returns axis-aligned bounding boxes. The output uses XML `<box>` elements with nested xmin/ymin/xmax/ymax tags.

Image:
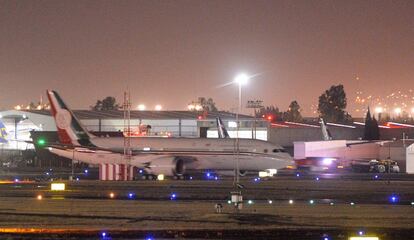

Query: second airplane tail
<box><xmin>0</xmin><ymin>120</ymin><xmax>8</xmax><ymax>143</ymax></box>
<box><xmin>320</xmin><ymin>118</ymin><xmax>333</xmax><ymax>141</ymax></box>
<box><xmin>216</xmin><ymin>117</ymin><xmax>230</xmax><ymax>138</ymax></box>
<box><xmin>47</xmin><ymin>90</ymin><xmax>95</xmax><ymax>146</ymax></box>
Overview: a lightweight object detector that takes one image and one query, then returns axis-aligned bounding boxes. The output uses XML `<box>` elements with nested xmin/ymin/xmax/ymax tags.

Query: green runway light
<box><xmin>37</xmin><ymin>138</ymin><xmax>46</xmax><ymax>146</ymax></box>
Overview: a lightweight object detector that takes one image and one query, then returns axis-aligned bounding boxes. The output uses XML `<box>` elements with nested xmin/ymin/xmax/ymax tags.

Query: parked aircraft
<box><xmin>47</xmin><ymin>90</ymin><xmax>293</xmax><ymax>178</ymax></box>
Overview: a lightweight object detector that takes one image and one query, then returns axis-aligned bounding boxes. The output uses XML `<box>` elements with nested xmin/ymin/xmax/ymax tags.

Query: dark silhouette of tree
<box><xmin>364</xmin><ymin>107</ymin><xmax>373</xmax><ymax>140</ymax></box>
<box><xmin>91</xmin><ymin>96</ymin><xmax>119</xmax><ymax>111</ymax></box>
<box><xmin>285</xmin><ymin>100</ymin><xmax>303</xmax><ymax>122</ymax></box>
<box><xmin>318</xmin><ymin>84</ymin><xmax>350</xmax><ymax>123</ymax></box>
<box><xmin>256</xmin><ymin>105</ymin><xmax>284</xmax><ymax>122</ymax></box>
<box><xmin>363</xmin><ymin>107</ymin><xmax>380</xmax><ymax>140</ymax></box>
<box><xmin>197</xmin><ymin>97</ymin><xmax>218</xmax><ymax>112</ymax></box>
<box><xmin>372</xmin><ymin>116</ymin><xmax>380</xmax><ymax>140</ymax></box>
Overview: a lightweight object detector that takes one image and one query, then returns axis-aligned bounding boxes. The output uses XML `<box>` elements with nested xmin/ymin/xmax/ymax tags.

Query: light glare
<box><xmin>234</xmin><ymin>73</ymin><xmax>249</xmax><ymax>86</ymax></box>
<box><xmin>155</xmin><ymin>105</ymin><xmax>162</xmax><ymax>111</ymax></box>
<box><xmin>137</xmin><ymin>104</ymin><xmax>146</xmax><ymax>111</ymax></box>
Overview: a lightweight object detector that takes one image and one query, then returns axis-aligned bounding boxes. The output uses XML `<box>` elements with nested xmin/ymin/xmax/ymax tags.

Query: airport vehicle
<box><xmin>351</xmin><ymin>159</ymin><xmax>400</xmax><ymax>173</ymax></box>
<box><xmin>46</xmin><ymin>90</ymin><xmax>293</xmax><ymax>178</ymax></box>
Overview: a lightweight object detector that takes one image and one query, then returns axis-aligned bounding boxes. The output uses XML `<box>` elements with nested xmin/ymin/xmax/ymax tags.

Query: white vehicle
<box><xmin>46</xmin><ymin>90</ymin><xmax>293</xmax><ymax>177</ymax></box>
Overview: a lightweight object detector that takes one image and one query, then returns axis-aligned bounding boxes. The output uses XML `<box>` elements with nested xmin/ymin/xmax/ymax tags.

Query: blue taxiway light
<box><xmin>296</xmin><ymin>173</ymin><xmax>300</xmax><ymax>177</ymax></box>
<box><xmin>170</xmin><ymin>193</ymin><xmax>177</xmax><ymax>200</ymax></box>
<box><xmin>389</xmin><ymin>195</ymin><xmax>399</xmax><ymax>203</ymax></box>
<box><xmin>14</xmin><ymin>178</ymin><xmax>19</xmax><ymax>182</ymax></box>
<box><xmin>128</xmin><ymin>193</ymin><xmax>135</xmax><ymax>199</ymax></box>
<box><xmin>84</xmin><ymin>169</ymin><xmax>88</xmax><ymax>174</ymax></box>
<box><xmin>316</xmin><ymin>177</ymin><xmax>320</xmax><ymax>181</ymax></box>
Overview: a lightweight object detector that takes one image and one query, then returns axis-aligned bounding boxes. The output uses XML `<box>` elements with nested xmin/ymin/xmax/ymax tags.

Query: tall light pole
<box><xmin>233</xmin><ymin>73</ymin><xmax>249</xmax><ymax>186</ymax></box>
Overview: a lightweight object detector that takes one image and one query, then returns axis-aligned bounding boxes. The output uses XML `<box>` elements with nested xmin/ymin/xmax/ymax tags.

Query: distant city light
<box><xmin>268</xmin><ymin>200</ymin><xmax>273</xmax><ymax>204</ymax></box>
<box><xmin>289</xmin><ymin>199</ymin><xmax>294</xmax><ymax>204</ymax></box>
<box><xmin>137</xmin><ymin>104</ymin><xmax>146</xmax><ymax>111</ymax></box>
<box><xmin>154</xmin><ymin>105</ymin><xmax>162</xmax><ymax>111</ymax></box>
<box><xmin>394</xmin><ymin>107</ymin><xmax>402</xmax><ymax>115</ymax></box>
<box><xmin>374</xmin><ymin>106</ymin><xmax>383</xmax><ymax>113</ymax></box>
<box><xmin>37</xmin><ymin>194</ymin><xmax>43</xmax><ymax>200</ymax></box>
<box><xmin>109</xmin><ymin>192</ymin><xmax>115</xmax><ymax>198</ymax></box>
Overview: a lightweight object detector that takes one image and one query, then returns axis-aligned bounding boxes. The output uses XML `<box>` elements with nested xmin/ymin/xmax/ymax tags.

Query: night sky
<box><xmin>1</xmin><ymin>0</ymin><xmax>413</xmax><ymax>116</ymax></box>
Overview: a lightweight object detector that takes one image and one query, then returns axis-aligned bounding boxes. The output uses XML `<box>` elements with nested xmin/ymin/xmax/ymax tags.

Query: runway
<box><xmin>0</xmin><ymin>173</ymin><xmax>414</xmax><ymax>239</ymax></box>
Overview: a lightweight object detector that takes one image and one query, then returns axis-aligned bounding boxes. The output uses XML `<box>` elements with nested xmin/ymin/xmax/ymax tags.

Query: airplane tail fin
<box><xmin>46</xmin><ymin>90</ymin><xmax>94</xmax><ymax>146</ymax></box>
<box><xmin>320</xmin><ymin>118</ymin><xmax>333</xmax><ymax>141</ymax></box>
<box><xmin>0</xmin><ymin>120</ymin><xmax>8</xmax><ymax>143</ymax></box>
<box><xmin>216</xmin><ymin>117</ymin><xmax>230</xmax><ymax>138</ymax></box>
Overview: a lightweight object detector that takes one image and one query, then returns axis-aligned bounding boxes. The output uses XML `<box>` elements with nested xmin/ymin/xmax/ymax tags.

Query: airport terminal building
<box><xmin>0</xmin><ymin>109</ymin><xmax>268</xmax><ymax>150</ymax></box>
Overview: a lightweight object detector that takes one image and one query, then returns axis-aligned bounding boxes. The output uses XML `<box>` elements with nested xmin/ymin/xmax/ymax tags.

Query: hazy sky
<box><xmin>0</xmin><ymin>0</ymin><xmax>413</xmax><ymax>116</ymax></box>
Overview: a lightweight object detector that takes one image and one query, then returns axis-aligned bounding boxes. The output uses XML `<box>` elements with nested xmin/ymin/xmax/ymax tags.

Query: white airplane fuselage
<box><xmin>50</xmin><ymin>137</ymin><xmax>292</xmax><ymax>175</ymax></box>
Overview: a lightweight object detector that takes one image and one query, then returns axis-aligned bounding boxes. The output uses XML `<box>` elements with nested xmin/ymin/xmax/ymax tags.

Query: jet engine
<box><xmin>145</xmin><ymin>157</ymin><xmax>186</xmax><ymax>176</ymax></box>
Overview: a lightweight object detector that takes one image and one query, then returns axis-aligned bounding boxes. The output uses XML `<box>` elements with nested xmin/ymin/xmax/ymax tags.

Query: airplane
<box><xmin>46</xmin><ymin>90</ymin><xmax>293</xmax><ymax>178</ymax></box>
<box><xmin>0</xmin><ymin>120</ymin><xmax>8</xmax><ymax>144</ymax></box>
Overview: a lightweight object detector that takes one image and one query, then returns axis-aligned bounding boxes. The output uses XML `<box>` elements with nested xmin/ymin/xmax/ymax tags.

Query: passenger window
<box><xmin>272</xmin><ymin>149</ymin><xmax>280</xmax><ymax>153</ymax></box>
<box><xmin>264</xmin><ymin>149</ymin><xmax>268</xmax><ymax>153</ymax></box>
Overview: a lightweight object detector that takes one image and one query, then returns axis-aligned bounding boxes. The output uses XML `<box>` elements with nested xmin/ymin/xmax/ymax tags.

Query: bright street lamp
<box><xmin>234</xmin><ymin>73</ymin><xmax>249</xmax><ymax>86</ymax></box>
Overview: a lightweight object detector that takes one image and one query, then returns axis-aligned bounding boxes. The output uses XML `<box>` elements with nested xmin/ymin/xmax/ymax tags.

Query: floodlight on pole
<box><xmin>234</xmin><ymin>73</ymin><xmax>249</xmax><ymax>86</ymax></box>
<box><xmin>233</xmin><ymin>72</ymin><xmax>250</xmax><ymax>188</ymax></box>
